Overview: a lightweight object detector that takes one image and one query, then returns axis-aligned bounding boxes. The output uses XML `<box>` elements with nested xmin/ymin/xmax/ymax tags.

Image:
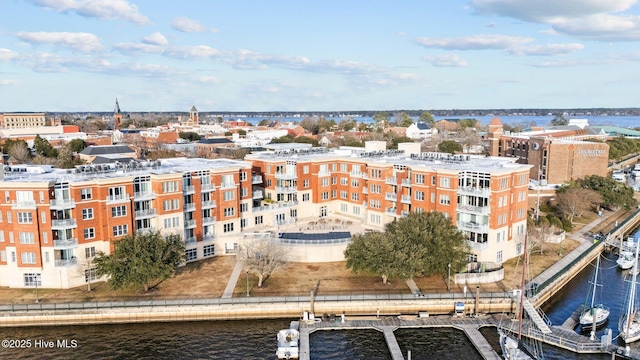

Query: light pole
<box><xmin>447</xmin><ymin>263</ymin><xmax>451</xmax><ymax>292</ymax></box>
<box><xmin>246</xmin><ymin>270</ymin><xmax>250</xmax><ymax>297</ymax></box>
<box><xmin>35</xmin><ymin>277</ymin><xmax>39</xmax><ymax>303</ymax></box>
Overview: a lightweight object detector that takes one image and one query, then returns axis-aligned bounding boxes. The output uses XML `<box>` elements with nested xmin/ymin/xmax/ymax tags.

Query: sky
<box><xmin>2</xmin><ymin>0</ymin><xmax>640</xmax><ymax>112</ymax></box>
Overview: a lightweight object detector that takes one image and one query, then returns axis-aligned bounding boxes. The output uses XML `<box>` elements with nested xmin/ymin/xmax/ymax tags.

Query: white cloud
<box><xmin>552</xmin><ymin>14</ymin><xmax>640</xmax><ymax>41</ymax></box>
<box><xmin>29</xmin><ymin>0</ymin><xmax>149</xmax><ymax>24</ymax></box>
<box><xmin>113</xmin><ymin>42</ymin><xmax>165</xmax><ymax>54</ymax></box>
<box><xmin>509</xmin><ymin>43</ymin><xmax>584</xmax><ymax>56</ymax></box>
<box><xmin>142</xmin><ymin>32</ymin><xmax>168</xmax><ymax>46</ymax></box>
<box><xmin>164</xmin><ymin>45</ymin><xmax>222</xmax><ymax>59</ymax></box>
<box><xmin>0</xmin><ymin>79</ymin><xmax>18</xmax><ymax>85</ymax></box>
<box><xmin>416</xmin><ymin>34</ymin><xmax>533</xmax><ymax>50</ymax></box>
<box><xmin>172</xmin><ymin>17</ymin><xmax>218</xmax><ymax>33</ymax></box>
<box><xmin>422</xmin><ymin>54</ymin><xmax>468</xmax><ymax>67</ymax></box>
<box><xmin>0</xmin><ymin>48</ymin><xmax>19</xmax><ymax>60</ymax></box>
<box><xmin>16</xmin><ymin>31</ymin><xmax>103</xmax><ymax>53</ymax></box>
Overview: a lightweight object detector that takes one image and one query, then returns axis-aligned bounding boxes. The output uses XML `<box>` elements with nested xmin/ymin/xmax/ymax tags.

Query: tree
<box><xmin>94</xmin><ymin>231</ymin><xmax>185</xmax><ymax>292</ymax></box>
<box><xmin>344</xmin><ymin>212</ymin><xmax>468</xmax><ymax>284</ymax></box>
<box><xmin>438</xmin><ymin>140</ymin><xmax>462</xmax><ymax>154</ymax></box>
<box><xmin>338</xmin><ymin>118</ymin><xmax>356</xmax><ymax>132</ymax></box>
<box><xmin>389</xmin><ymin>136</ymin><xmax>413</xmax><ymax>149</ymax></box>
<box><xmin>238</xmin><ymin>234</ymin><xmax>289</xmax><ymax>287</ymax></box>
<box><xmin>270</xmin><ymin>134</ymin><xmax>295</xmax><ymax>143</ymax></box>
<box><xmin>67</xmin><ymin>139</ymin><xmax>86</xmax><ymax>153</ymax></box>
<box><xmin>33</xmin><ymin>135</ymin><xmax>57</xmax><ymax>157</ymax></box>
<box><xmin>579</xmin><ymin>175</ymin><xmax>635</xmax><ymax>210</ymax></box>
<box><xmin>257</xmin><ymin>119</ymin><xmax>270</xmax><ymax>126</ymax></box>
<box><xmin>179</xmin><ymin>131</ymin><xmax>201</xmax><ymax>142</ymax></box>
<box><xmin>555</xmin><ymin>187</ymin><xmax>603</xmax><ymax>222</ymax></box>
<box><xmin>294</xmin><ymin>136</ymin><xmax>319</xmax><ymax>146</ymax></box>
<box><xmin>372</xmin><ymin>112</ymin><xmax>391</xmax><ymax>130</ymax></box>
<box><xmin>550</xmin><ymin>114</ymin><xmax>568</xmax><ymax>126</ymax></box>
<box><xmin>8</xmin><ymin>141</ymin><xmax>31</xmax><ymax>163</ymax></box>
<box><xmin>395</xmin><ymin>112</ymin><xmax>414</xmax><ymax>127</ymax></box>
<box><xmin>419</xmin><ymin>111</ymin><xmax>435</xmax><ymax>126</ymax></box>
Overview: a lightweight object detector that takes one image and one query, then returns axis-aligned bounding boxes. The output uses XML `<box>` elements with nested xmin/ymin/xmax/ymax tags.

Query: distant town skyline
<box><xmin>2</xmin><ymin>0</ymin><xmax>640</xmax><ymax>112</ymax></box>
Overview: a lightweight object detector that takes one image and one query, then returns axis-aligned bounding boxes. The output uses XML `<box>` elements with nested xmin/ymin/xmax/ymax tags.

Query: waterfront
<box><xmin>0</xmin><ymin>251</ymin><xmax>635</xmax><ymax>360</ymax></box>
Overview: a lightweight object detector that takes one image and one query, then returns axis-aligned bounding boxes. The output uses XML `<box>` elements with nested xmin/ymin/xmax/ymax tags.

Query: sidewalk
<box><xmin>221</xmin><ymin>260</ymin><xmax>244</xmax><ymax>298</ymax></box>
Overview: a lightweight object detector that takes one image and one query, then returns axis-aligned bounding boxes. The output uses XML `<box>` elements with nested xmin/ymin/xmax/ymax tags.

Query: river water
<box><xmin>0</xmin><ymin>251</ymin><xmax>632</xmax><ymax>360</ymax></box>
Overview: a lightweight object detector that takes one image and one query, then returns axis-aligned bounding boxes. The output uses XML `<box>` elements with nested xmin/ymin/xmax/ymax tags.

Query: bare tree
<box><xmin>238</xmin><ymin>233</ymin><xmax>290</xmax><ymax>287</ymax></box>
<box><xmin>8</xmin><ymin>142</ymin><xmax>32</xmax><ymax>163</ymax></box>
<box><xmin>556</xmin><ymin>188</ymin><xmax>603</xmax><ymax>222</ymax></box>
<box><xmin>75</xmin><ymin>253</ymin><xmax>96</xmax><ymax>292</ymax></box>
<box><xmin>527</xmin><ymin>218</ymin><xmax>559</xmax><ymax>255</ymax></box>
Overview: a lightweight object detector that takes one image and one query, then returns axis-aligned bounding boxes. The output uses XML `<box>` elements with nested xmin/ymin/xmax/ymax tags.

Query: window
<box><xmin>223</xmin><ymin>191</ymin><xmax>234</xmax><ymax>201</ymax></box>
<box><xmin>331</xmin><ymin>190</ymin><xmax>337</xmax><ymax>198</ymax></box>
<box><xmin>0</xmin><ymin>232</ymin><xmax>3</xmax><ymax>242</ymax></box>
<box><xmin>440</xmin><ymin>177</ymin><xmax>450</xmax><ymax>188</ymax></box>
<box><xmin>340</xmin><ymin>177</ymin><xmax>348</xmax><ymax>185</ymax></box>
<box><xmin>497</xmin><ymin>250</ymin><xmax>503</xmax><ymax>263</ymax></box>
<box><xmin>163</xmin><ymin>199</ymin><xmax>180</xmax><ymax>211</ymax></box>
<box><xmin>112</xmin><ymin>205</ymin><xmax>127</xmax><ymax>217</ymax></box>
<box><xmin>84</xmin><ymin>227</ymin><xmax>95</xmax><ymax>239</ymax></box>
<box><xmin>351</xmin><ymin>193</ymin><xmax>359</xmax><ymax>201</ymax></box>
<box><xmin>85</xmin><ymin>268</ymin><xmax>98</xmax><ymax>283</ymax></box>
<box><xmin>352</xmin><ymin>206</ymin><xmax>360</xmax><ymax>215</ymax></box>
<box><xmin>21</xmin><ymin>252</ymin><xmax>36</xmax><ymax>264</ymax></box>
<box><xmin>302</xmin><ymin>194</ymin><xmax>310</xmax><ymax>201</ymax></box>
<box><xmin>303</xmin><ymin>165</ymin><xmax>309</xmax><ymax>174</ymax></box>
<box><xmin>113</xmin><ymin>225</ymin><xmax>128</xmax><ymax>237</ymax></box>
<box><xmin>17</xmin><ymin>212</ymin><xmax>33</xmax><ymax>224</ymax></box>
<box><xmin>241</xmin><ymin>188</ymin><xmax>248</xmax><ymax>197</ymax></box>
<box><xmin>516</xmin><ymin>243</ymin><xmax>522</xmax><ymax>255</ymax></box>
<box><xmin>85</xmin><ymin>246</ymin><xmax>96</xmax><ymax>258</ymax></box>
<box><xmin>340</xmin><ymin>191</ymin><xmax>347</xmax><ymax>199</ymax></box>
<box><xmin>415</xmin><ymin>191</ymin><xmax>424</xmax><ymax>201</ymax></box>
<box><xmin>224</xmin><ymin>207</ymin><xmax>235</xmax><ymax>217</ymax></box>
<box><xmin>321</xmin><ymin>178</ymin><xmax>329</xmax><ymax>187</ymax></box>
<box><xmin>370</xmin><ymin>213</ymin><xmax>381</xmax><ymax>224</ymax></box>
<box><xmin>240</xmin><ymin>203</ymin><xmax>248</xmax><ymax>213</ymax></box>
<box><xmin>82</xmin><ymin>208</ymin><xmax>94</xmax><ymax>220</ymax></box>
<box><xmin>351</xmin><ymin>179</ymin><xmax>359</xmax><ymax>187</ymax></box>
<box><xmin>255</xmin><ymin>216</ymin><xmax>263</xmax><ymax>225</ymax></box>
<box><xmin>370</xmin><ymin>184</ymin><xmax>381</xmax><ymax>194</ymax></box>
<box><xmin>431</xmin><ymin>176</ymin><xmax>436</xmax><ymax>185</ymax></box>
<box><xmin>185</xmin><ymin>249</ymin><xmax>197</xmax><ymax>262</ymax></box>
<box><xmin>370</xmin><ymin>169</ymin><xmax>381</xmax><ymax>179</ymax></box>
<box><xmin>340</xmin><ymin>163</ymin><xmax>347</xmax><ymax>172</ymax></box>
<box><xmin>415</xmin><ymin>174</ymin><xmax>424</xmax><ymax>184</ymax></box>
<box><xmin>19</xmin><ymin>232</ymin><xmax>34</xmax><ymax>244</ymax></box>
<box><xmin>320</xmin><ymin>205</ymin><xmax>327</xmax><ymax>217</ymax></box>
<box><xmin>0</xmin><ymin>250</ymin><xmax>5</xmax><ymax>262</ymax></box>
<box><xmin>240</xmin><ymin>218</ymin><xmax>247</xmax><ymax>228</ymax></box>
<box><xmin>203</xmin><ymin>244</ymin><xmax>215</xmax><ymax>258</ymax></box>
<box><xmin>439</xmin><ymin>194</ymin><xmax>450</xmax><ymax>205</ymax></box>
<box><xmin>321</xmin><ymin>192</ymin><xmax>329</xmax><ymax>200</ymax></box>
<box><xmin>24</xmin><ymin>273</ymin><xmax>41</xmax><ymax>287</ymax></box>
<box><xmin>162</xmin><ymin>181</ymin><xmax>179</xmax><ymax>193</ymax></box>
<box><xmin>431</xmin><ymin>193</ymin><xmax>435</xmax><ymax>203</ymax></box>
<box><xmin>341</xmin><ymin>204</ymin><xmax>348</xmax><ymax>212</ymax></box>
<box><xmin>500</xmin><ymin>178</ymin><xmax>508</xmax><ymax>189</ymax></box>
<box><xmin>303</xmin><ymin>179</ymin><xmax>309</xmax><ymax>188</ymax></box>
<box><xmin>223</xmin><ymin>223</ymin><xmax>234</xmax><ymax>233</ymax></box>
<box><xmin>80</xmin><ymin>188</ymin><xmax>92</xmax><ymax>200</ymax></box>
<box><xmin>240</xmin><ymin>172</ymin><xmax>247</xmax><ymax>181</ymax></box>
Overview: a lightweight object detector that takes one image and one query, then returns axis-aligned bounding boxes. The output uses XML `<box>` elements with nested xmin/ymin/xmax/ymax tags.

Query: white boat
<box><xmin>579</xmin><ymin>254</ymin><xmax>610</xmax><ymax>335</ymax></box>
<box><xmin>619</xmin><ymin>231</ymin><xmax>640</xmax><ymax>343</ymax></box>
<box><xmin>612</xmin><ymin>171</ymin><xmax>626</xmax><ymax>183</ymax></box>
<box><xmin>618</xmin><ymin>251</ymin><xmax>635</xmax><ymax>270</ymax></box>
<box><xmin>632</xmin><ymin>165</ymin><xmax>640</xmax><ymax>178</ymax></box>
<box><xmin>498</xmin><ymin>234</ymin><xmax>544</xmax><ymax>359</ymax></box>
<box><xmin>276</xmin><ymin>321</ymin><xmax>300</xmax><ymax>359</ymax></box>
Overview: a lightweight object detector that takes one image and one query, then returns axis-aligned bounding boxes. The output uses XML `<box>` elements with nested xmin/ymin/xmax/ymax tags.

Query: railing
<box><xmin>51</xmin><ymin>219</ymin><xmax>77</xmax><ymax>228</ymax></box>
<box><xmin>53</xmin><ymin>238</ymin><xmax>78</xmax><ymax>248</ymax></box>
<box><xmin>317</xmin><ymin>170</ymin><xmax>331</xmax><ymax>177</ymax></box>
<box><xmin>50</xmin><ymin>198</ymin><xmax>75</xmax><ymax>209</ymax></box>
<box><xmin>54</xmin><ymin>258</ymin><xmax>77</xmax><ymax>267</ymax></box>
<box><xmin>106</xmin><ymin>194</ymin><xmax>130</xmax><ymax>203</ymax></box>
<box><xmin>275</xmin><ymin>186</ymin><xmax>297</xmax><ymax>193</ymax></box>
<box><xmin>275</xmin><ymin>172</ymin><xmax>296</xmax><ymax>180</ymax></box>
<box><xmin>202</xmin><ymin>216</ymin><xmax>216</xmax><ymax>225</ymax></box>
<box><xmin>11</xmin><ymin>200</ymin><xmax>37</xmax><ymax>209</ymax></box>
<box><xmin>468</xmin><ymin>241</ymin><xmax>489</xmax><ymax>251</ymax></box>
<box><xmin>362</xmin><ymin>187</ymin><xmax>368</xmax><ymax>194</ymax></box>
<box><xmin>135</xmin><ymin>209</ymin><xmax>156</xmax><ymax>218</ymax></box>
<box><xmin>133</xmin><ymin>191</ymin><xmax>156</xmax><ymax>200</ymax></box>
<box><xmin>385</xmin><ymin>193</ymin><xmax>397</xmax><ymax>201</ymax></box>
<box><xmin>201</xmin><ymin>183</ymin><xmax>216</xmax><ymax>191</ymax></box>
<box><xmin>350</xmin><ymin>172</ymin><xmax>364</xmax><ymax>178</ymax></box>
<box><xmin>183</xmin><ymin>203</ymin><xmax>196</xmax><ymax>211</ymax></box>
<box><xmin>401</xmin><ymin>195</ymin><xmax>412</xmax><ymax>204</ymax></box>
<box><xmin>385</xmin><ymin>208</ymin><xmax>397</xmax><ymax>215</ymax></box>
<box><xmin>458</xmin><ymin>222</ymin><xmax>489</xmax><ymax>233</ymax></box>
<box><xmin>252</xmin><ymin>190</ymin><xmax>264</xmax><ymax>199</ymax></box>
<box><xmin>401</xmin><ymin>179</ymin><xmax>412</xmax><ymax>187</ymax></box>
<box><xmin>183</xmin><ymin>185</ymin><xmax>195</xmax><ymax>193</ymax></box>
<box><xmin>201</xmin><ymin>200</ymin><xmax>217</xmax><ymax>209</ymax></box>
<box><xmin>456</xmin><ymin>204</ymin><xmax>490</xmax><ymax>215</ymax></box>
<box><xmin>185</xmin><ymin>220</ymin><xmax>196</xmax><ymax>228</ymax></box>
<box><xmin>203</xmin><ymin>234</ymin><xmax>216</xmax><ymax>242</ymax></box>
<box><xmin>385</xmin><ymin>177</ymin><xmax>397</xmax><ymax>185</ymax></box>
<box><xmin>252</xmin><ymin>175</ymin><xmax>262</xmax><ymax>184</ymax></box>
<box><xmin>220</xmin><ymin>182</ymin><xmax>236</xmax><ymax>189</ymax></box>
<box><xmin>275</xmin><ymin>218</ymin><xmax>297</xmax><ymax>226</ymax></box>
<box><xmin>253</xmin><ymin>201</ymin><xmax>298</xmax><ymax>213</ymax></box>
<box><xmin>458</xmin><ymin>187</ymin><xmax>491</xmax><ymax>197</ymax></box>
<box><xmin>185</xmin><ymin>237</ymin><xmax>196</xmax><ymax>245</ymax></box>
<box><xmin>280</xmin><ymin>237</ymin><xmax>352</xmax><ymax>245</ymax></box>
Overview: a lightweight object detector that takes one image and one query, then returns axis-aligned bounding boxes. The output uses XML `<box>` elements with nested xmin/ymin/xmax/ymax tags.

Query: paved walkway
<box><xmin>222</xmin><ymin>260</ymin><xmax>244</xmax><ymax>298</ymax></box>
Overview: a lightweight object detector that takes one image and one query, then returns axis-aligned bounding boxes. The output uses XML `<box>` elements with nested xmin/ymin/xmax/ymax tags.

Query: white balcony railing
<box><xmin>51</xmin><ymin>219</ymin><xmax>77</xmax><ymax>229</ymax></box>
<box><xmin>185</xmin><ymin>220</ymin><xmax>196</xmax><ymax>228</ymax></box>
<box><xmin>50</xmin><ymin>198</ymin><xmax>75</xmax><ymax>209</ymax></box>
<box><xmin>202</xmin><ymin>216</ymin><xmax>216</xmax><ymax>225</ymax></box>
<box><xmin>183</xmin><ymin>203</ymin><xmax>196</xmax><ymax>211</ymax></box>
<box><xmin>318</xmin><ymin>170</ymin><xmax>331</xmax><ymax>177</ymax></box>
<box><xmin>362</xmin><ymin>187</ymin><xmax>368</xmax><ymax>194</ymax></box>
<box><xmin>133</xmin><ymin>191</ymin><xmax>156</xmax><ymax>200</ymax></box>
<box><xmin>456</xmin><ymin>204</ymin><xmax>490</xmax><ymax>215</ymax></box>
<box><xmin>252</xmin><ymin>190</ymin><xmax>264</xmax><ymax>199</ymax></box>
<box><xmin>203</xmin><ymin>233</ymin><xmax>216</xmax><ymax>242</ymax></box>
<box><xmin>401</xmin><ymin>195</ymin><xmax>412</xmax><ymax>204</ymax></box>
<box><xmin>385</xmin><ymin>177</ymin><xmax>397</xmax><ymax>185</ymax></box>
<box><xmin>252</xmin><ymin>175</ymin><xmax>262</xmax><ymax>184</ymax></box>
<box><xmin>220</xmin><ymin>182</ymin><xmax>236</xmax><ymax>189</ymax></box>
<box><xmin>202</xmin><ymin>200</ymin><xmax>217</xmax><ymax>209</ymax></box>
<box><xmin>401</xmin><ymin>179</ymin><xmax>412</xmax><ymax>187</ymax></box>
<box><xmin>468</xmin><ymin>241</ymin><xmax>489</xmax><ymax>251</ymax></box>
<box><xmin>253</xmin><ymin>201</ymin><xmax>298</xmax><ymax>213</ymax></box>
<box><xmin>275</xmin><ymin>186</ymin><xmax>297</xmax><ymax>194</ymax></box>
<box><xmin>458</xmin><ymin>222</ymin><xmax>489</xmax><ymax>233</ymax></box>
<box><xmin>385</xmin><ymin>207</ymin><xmax>397</xmax><ymax>215</ymax></box>
<box><xmin>11</xmin><ymin>200</ymin><xmax>37</xmax><ymax>209</ymax></box>
<box><xmin>275</xmin><ymin>172</ymin><xmax>296</xmax><ymax>180</ymax></box>
<box><xmin>106</xmin><ymin>194</ymin><xmax>130</xmax><ymax>203</ymax></box>
<box><xmin>135</xmin><ymin>208</ymin><xmax>157</xmax><ymax>218</ymax></box>
<box><xmin>55</xmin><ymin>258</ymin><xmax>77</xmax><ymax>267</ymax></box>
<box><xmin>183</xmin><ymin>185</ymin><xmax>195</xmax><ymax>194</ymax></box>
<box><xmin>185</xmin><ymin>237</ymin><xmax>197</xmax><ymax>245</ymax></box>
<box><xmin>201</xmin><ymin>183</ymin><xmax>216</xmax><ymax>192</ymax></box>
<box><xmin>53</xmin><ymin>238</ymin><xmax>78</xmax><ymax>248</ymax></box>
<box><xmin>385</xmin><ymin>193</ymin><xmax>397</xmax><ymax>201</ymax></box>
<box><xmin>458</xmin><ymin>186</ymin><xmax>491</xmax><ymax>197</ymax></box>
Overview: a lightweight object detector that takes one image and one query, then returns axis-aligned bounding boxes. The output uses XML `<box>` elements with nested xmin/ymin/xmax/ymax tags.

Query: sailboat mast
<box><xmin>518</xmin><ymin>234</ymin><xmax>528</xmax><ymax>340</ymax></box>
<box><xmin>590</xmin><ymin>255</ymin><xmax>599</xmax><ymax>309</ymax></box>
<box><xmin>626</xmin><ymin>239</ymin><xmax>640</xmax><ymax>336</ymax></box>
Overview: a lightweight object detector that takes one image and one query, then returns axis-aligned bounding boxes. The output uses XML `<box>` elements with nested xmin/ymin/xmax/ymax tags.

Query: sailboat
<box><xmin>578</xmin><ymin>254</ymin><xmax>610</xmax><ymax>334</ymax></box>
<box><xmin>498</xmin><ymin>234</ymin><xmax>545</xmax><ymax>359</ymax></box>
<box><xmin>619</xmin><ymin>230</ymin><xmax>640</xmax><ymax>343</ymax></box>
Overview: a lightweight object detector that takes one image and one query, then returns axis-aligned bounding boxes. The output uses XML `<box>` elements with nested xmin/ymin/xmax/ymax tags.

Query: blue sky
<box><xmin>2</xmin><ymin>0</ymin><xmax>640</xmax><ymax>112</ymax></box>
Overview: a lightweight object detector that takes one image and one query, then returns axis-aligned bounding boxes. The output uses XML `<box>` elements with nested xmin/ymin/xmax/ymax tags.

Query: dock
<box><xmin>298</xmin><ymin>315</ymin><xmax>500</xmax><ymax>360</ymax></box>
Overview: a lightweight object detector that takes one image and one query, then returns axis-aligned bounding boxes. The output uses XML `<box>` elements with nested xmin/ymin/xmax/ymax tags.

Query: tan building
<box><xmin>487</xmin><ymin>118</ymin><xmax>609</xmax><ymax>184</ymax></box>
<box><xmin>0</xmin><ymin>112</ymin><xmax>48</xmax><ymax>129</ymax></box>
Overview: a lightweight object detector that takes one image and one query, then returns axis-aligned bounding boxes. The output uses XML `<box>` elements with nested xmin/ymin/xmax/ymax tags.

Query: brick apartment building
<box><xmin>0</xmin><ymin>142</ymin><xmax>531</xmax><ymax>289</ymax></box>
<box><xmin>0</xmin><ymin>112</ymin><xmax>48</xmax><ymax>129</ymax></box>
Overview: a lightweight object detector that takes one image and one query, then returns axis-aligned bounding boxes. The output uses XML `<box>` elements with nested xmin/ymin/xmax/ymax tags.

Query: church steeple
<box><xmin>114</xmin><ymin>98</ymin><xmax>123</xmax><ymax>129</ymax></box>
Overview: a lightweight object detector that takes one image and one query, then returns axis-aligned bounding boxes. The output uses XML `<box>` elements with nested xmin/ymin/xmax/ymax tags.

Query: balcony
<box><xmin>11</xmin><ymin>200</ymin><xmax>37</xmax><ymax>209</ymax></box>
<box><xmin>185</xmin><ymin>237</ymin><xmax>197</xmax><ymax>245</ymax></box>
<box><xmin>275</xmin><ymin>172</ymin><xmax>296</xmax><ymax>180</ymax></box>
<box><xmin>133</xmin><ymin>191</ymin><xmax>156</xmax><ymax>200</ymax></box>
<box><xmin>183</xmin><ymin>185</ymin><xmax>195</xmax><ymax>194</ymax></box>
<box><xmin>106</xmin><ymin>194</ymin><xmax>130</xmax><ymax>204</ymax></box>
<box><xmin>458</xmin><ymin>222</ymin><xmax>489</xmax><ymax>233</ymax></box>
<box><xmin>53</xmin><ymin>238</ymin><xmax>78</xmax><ymax>249</ymax></box>
<box><xmin>385</xmin><ymin>193</ymin><xmax>397</xmax><ymax>201</ymax></box>
<box><xmin>185</xmin><ymin>219</ymin><xmax>196</xmax><ymax>228</ymax></box>
<box><xmin>50</xmin><ymin>198</ymin><xmax>75</xmax><ymax>210</ymax></box>
<box><xmin>220</xmin><ymin>182</ymin><xmax>236</xmax><ymax>190</ymax></box>
<box><xmin>202</xmin><ymin>200</ymin><xmax>217</xmax><ymax>209</ymax></box>
<box><xmin>385</xmin><ymin>207</ymin><xmax>397</xmax><ymax>215</ymax></box>
<box><xmin>318</xmin><ymin>170</ymin><xmax>331</xmax><ymax>177</ymax></box>
<box><xmin>201</xmin><ymin>183</ymin><xmax>216</xmax><ymax>192</ymax></box>
<box><xmin>362</xmin><ymin>187</ymin><xmax>368</xmax><ymax>194</ymax></box>
<box><xmin>401</xmin><ymin>195</ymin><xmax>412</xmax><ymax>204</ymax></box>
<box><xmin>401</xmin><ymin>179</ymin><xmax>412</xmax><ymax>187</ymax></box>
<box><xmin>135</xmin><ymin>208</ymin><xmax>157</xmax><ymax>218</ymax></box>
<box><xmin>136</xmin><ymin>226</ymin><xmax>156</xmax><ymax>234</ymax></box>
<box><xmin>55</xmin><ymin>258</ymin><xmax>77</xmax><ymax>267</ymax></box>
<box><xmin>456</xmin><ymin>204</ymin><xmax>490</xmax><ymax>215</ymax></box>
<box><xmin>350</xmin><ymin>172</ymin><xmax>364</xmax><ymax>178</ymax></box>
<box><xmin>468</xmin><ymin>240</ymin><xmax>489</xmax><ymax>251</ymax></box>
<box><xmin>184</xmin><ymin>203</ymin><xmax>196</xmax><ymax>212</ymax></box>
<box><xmin>253</xmin><ymin>201</ymin><xmax>298</xmax><ymax>213</ymax></box>
<box><xmin>51</xmin><ymin>218</ymin><xmax>77</xmax><ymax>229</ymax></box>
<box><xmin>252</xmin><ymin>175</ymin><xmax>262</xmax><ymax>184</ymax></box>
<box><xmin>252</xmin><ymin>190</ymin><xmax>264</xmax><ymax>200</ymax></box>
<box><xmin>202</xmin><ymin>216</ymin><xmax>216</xmax><ymax>225</ymax></box>
<box><xmin>203</xmin><ymin>233</ymin><xmax>216</xmax><ymax>242</ymax></box>
<box><xmin>275</xmin><ymin>186</ymin><xmax>297</xmax><ymax>194</ymax></box>
<box><xmin>458</xmin><ymin>186</ymin><xmax>491</xmax><ymax>197</ymax></box>
<box><xmin>385</xmin><ymin>177</ymin><xmax>397</xmax><ymax>185</ymax></box>
<box><xmin>401</xmin><ymin>211</ymin><xmax>410</xmax><ymax>217</ymax></box>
